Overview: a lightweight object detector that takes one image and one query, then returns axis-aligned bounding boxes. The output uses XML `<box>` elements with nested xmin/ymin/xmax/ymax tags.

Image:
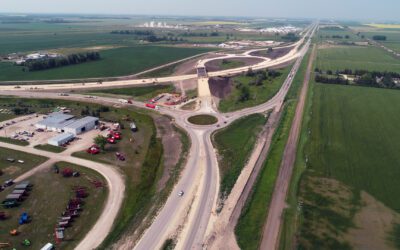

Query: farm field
<box><xmin>88</xmin><ymin>84</ymin><xmax>176</xmax><ymax>102</ymax></box>
<box><xmin>235</xmin><ymin>52</ymin><xmax>310</xmax><ymax>250</ymax></box>
<box><xmin>0</xmin><ymin>161</ymin><xmax>107</xmax><ymax>250</ymax></box>
<box><xmin>316</xmin><ymin>46</ymin><xmax>400</xmax><ymax>72</ymax></box>
<box><xmin>0</xmin><ymin>46</ymin><xmax>213</xmax><ymax>81</ymax></box>
<box><xmin>218</xmin><ymin>66</ymin><xmax>291</xmax><ymax>112</ymax></box>
<box><xmin>213</xmin><ymin>114</ymin><xmax>267</xmax><ymax>202</ymax></box>
<box><xmin>281</xmin><ymin>83</ymin><xmax>400</xmax><ymax>249</ymax></box>
<box><xmin>318</xmin><ymin>28</ymin><xmax>361</xmax><ymax>41</ymax></box>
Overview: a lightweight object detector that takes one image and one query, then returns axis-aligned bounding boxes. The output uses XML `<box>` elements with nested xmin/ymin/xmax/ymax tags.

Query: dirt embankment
<box><xmin>250</xmin><ymin>46</ymin><xmax>294</xmax><ymax>59</ymax></box>
<box><xmin>208</xmin><ymin>77</ymin><xmax>233</xmax><ymax>99</ymax></box>
<box><xmin>205</xmin><ymin>57</ymin><xmax>264</xmax><ymax>72</ymax></box>
<box><xmin>153</xmin><ymin>115</ymin><xmax>183</xmax><ymax>191</ymax></box>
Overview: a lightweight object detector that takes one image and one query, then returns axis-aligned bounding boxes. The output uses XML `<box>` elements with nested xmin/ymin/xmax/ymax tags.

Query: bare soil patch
<box><xmin>346</xmin><ymin>192</ymin><xmax>400</xmax><ymax>250</ymax></box>
<box><xmin>205</xmin><ymin>57</ymin><xmax>264</xmax><ymax>72</ymax></box>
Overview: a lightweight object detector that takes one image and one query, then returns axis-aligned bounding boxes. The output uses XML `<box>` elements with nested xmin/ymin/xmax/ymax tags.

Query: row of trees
<box><xmin>21</xmin><ymin>52</ymin><xmax>101</xmax><ymax>71</ymax></box>
<box><xmin>373</xmin><ymin>35</ymin><xmax>387</xmax><ymax>41</ymax></box>
<box><xmin>315</xmin><ymin>70</ymin><xmax>399</xmax><ymax>89</ymax></box>
<box><xmin>111</xmin><ymin>30</ymin><xmax>154</xmax><ymax>36</ymax></box>
<box><xmin>315</xmin><ymin>68</ymin><xmax>400</xmax><ymax>79</ymax></box>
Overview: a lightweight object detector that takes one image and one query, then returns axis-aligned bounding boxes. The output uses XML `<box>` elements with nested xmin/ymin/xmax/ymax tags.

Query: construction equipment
<box><xmin>19</xmin><ymin>212</ymin><xmax>29</xmax><ymax>225</ymax></box>
<box><xmin>22</xmin><ymin>239</ymin><xmax>31</xmax><ymax>246</ymax></box>
<box><xmin>10</xmin><ymin>229</ymin><xmax>18</xmax><ymax>236</ymax></box>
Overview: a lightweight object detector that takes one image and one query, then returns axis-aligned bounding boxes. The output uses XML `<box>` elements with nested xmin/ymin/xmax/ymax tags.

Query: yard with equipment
<box><xmin>0</xmin><ymin>97</ymin><xmax>189</xmax><ymax>248</ymax></box>
<box><xmin>0</xmin><ymin>161</ymin><xmax>107</xmax><ymax>250</ymax></box>
<box><xmin>281</xmin><ymin>83</ymin><xmax>400</xmax><ymax>249</ymax></box>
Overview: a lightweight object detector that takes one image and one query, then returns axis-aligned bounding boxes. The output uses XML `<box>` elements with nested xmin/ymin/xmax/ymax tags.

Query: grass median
<box><xmin>213</xmin><ymin>114</ymin><xmax>267</xmax><ymax>204</ymax></box>
<box><xmin>235</xmin><ymin>51</ymin><xmax>310</xmax><ymax>250</ymax></box>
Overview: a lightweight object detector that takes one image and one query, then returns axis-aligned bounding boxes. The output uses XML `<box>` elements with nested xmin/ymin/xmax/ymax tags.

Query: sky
<box><xmin>1</xmin><ymin>0</ymin><xmax>399</xmax><ymax>21</ymax></box>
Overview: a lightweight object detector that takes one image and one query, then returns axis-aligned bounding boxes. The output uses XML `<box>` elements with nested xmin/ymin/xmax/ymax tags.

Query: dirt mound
<box><xmin>250</xmin><ymin>46</ymin><xmax>294</xmax><ymax>59</ymax></box>
<box><xmin>209</xmin><ymin>77</ymin><xmax>233</xmax><ymax>99</ymax></box>
<box><xmin>205</xmin><ymin>57</ymin><xmax>264</xmax><ymax>72</ymax></box>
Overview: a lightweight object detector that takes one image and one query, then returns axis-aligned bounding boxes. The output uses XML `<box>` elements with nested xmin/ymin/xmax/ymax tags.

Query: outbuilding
<box><xmin>48</xmin><ymin>133</ymin><xmax>75</xmax><ymax>146</ymax></box>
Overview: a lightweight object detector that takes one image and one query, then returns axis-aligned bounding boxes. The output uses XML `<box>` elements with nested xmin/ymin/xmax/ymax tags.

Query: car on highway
<box><xmin>178</xmin><ymin>190</ymin><xmax>184</xmax><ymax>197</ymax></box>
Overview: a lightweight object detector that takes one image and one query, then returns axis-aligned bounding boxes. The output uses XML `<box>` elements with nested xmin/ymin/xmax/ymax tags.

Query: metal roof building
<box><xmin>64</xmin><ymin>116</ymin><xmax>99</xmax><ymax>135</ymax></box>
<box><xmin>48</xmin><ymin>133</ymin><xmax>75</xmax><ymax>146</ymax></box>
<box><xmin>35</xmin><ymin>112</ymin><xmax>75</xmax><ymax>131</ymax></box>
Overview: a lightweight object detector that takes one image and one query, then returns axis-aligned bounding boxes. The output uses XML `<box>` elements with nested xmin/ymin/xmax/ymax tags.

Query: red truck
<box><xmin>145</xmin><ymin>103</ymin><xmax>156</xmax><ymax>109</ymax></box>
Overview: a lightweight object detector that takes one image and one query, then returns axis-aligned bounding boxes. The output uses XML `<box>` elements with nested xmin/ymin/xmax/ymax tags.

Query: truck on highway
<box><xmin>118</xmin><ymin>99</ymin><xmax>128</xmax><ymax>104</ymax></box>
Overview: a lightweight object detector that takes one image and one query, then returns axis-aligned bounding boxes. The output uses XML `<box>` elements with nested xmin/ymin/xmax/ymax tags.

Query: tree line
<box><xmin>372</xmin><ymin>35</ymin><xmax>387</xmax><ymax>41</ymax></box>
<box><xmin>20</xmin><ymin>52</ymin><xmax>100</xmax><ymax>71</ymax></box>
<box><xmin>315</xmin><ymin>69</ymin><xmax>399</xmax><ymax>89</ymax></box>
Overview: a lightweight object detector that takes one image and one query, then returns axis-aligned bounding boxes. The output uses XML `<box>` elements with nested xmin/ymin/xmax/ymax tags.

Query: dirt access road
<box><xmin>260</xmin><ymin>44</ymin><xmax>316</xmax><ymax>250</ymax></box>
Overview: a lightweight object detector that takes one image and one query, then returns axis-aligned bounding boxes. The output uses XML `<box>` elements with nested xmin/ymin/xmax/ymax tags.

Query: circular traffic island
<box><xmin>188</xmin><ymin>114</ymin><xmax>218</xmax><ymax>125</ymax></box>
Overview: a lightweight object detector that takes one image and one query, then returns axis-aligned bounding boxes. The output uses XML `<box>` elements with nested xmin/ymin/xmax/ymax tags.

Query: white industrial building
<box><xmin>36</xmin><ymin>112</ymin><xmax>99</xmax><ymax>135</ymax></box>
<box><xmin>63</xmin><ymin>116</ymin><xmax>99</xmax><ymax>135</ymax></box>
<box><xmin>48</xmin><ymin>133</ymin><xmax>75</xmax><ymax>146</ymax></box>
<box><xmin>35</xmin><ymin>112</ymin><xmax>75</xmax><ymax>131</ymax></box>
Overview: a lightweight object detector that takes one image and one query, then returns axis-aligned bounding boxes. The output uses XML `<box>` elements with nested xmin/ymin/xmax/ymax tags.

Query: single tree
<box><xmin>94</xmin><ymin>135</ymin><xmax>107</xmax><ymax>151</ymax></box>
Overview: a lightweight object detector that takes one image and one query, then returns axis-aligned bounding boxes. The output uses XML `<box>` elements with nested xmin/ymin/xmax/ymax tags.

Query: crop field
<box><xmin>281</xmin><ymin>83</ymin><xmax>400</xmax><ymax>249</ymax></box>
<box><xmin>213</xmin><ymin>114</ymin><xmax>267</xmax><ymax>201</ymax></box>
<box><xmin>318</xmin><ymin>28</ymin><xmax>361</xmax><ymax>41</ymax></box>
<box><xmin>218</xmin><ymin>66</ymin><xmax>291</xmax><ymax>112</ymax></box>
<box><xmin>366</xmin><ymin>24</ymin><xmax>400</xmax><ymax>29</ymax></box>
<box><xmin>0</xmin><ymin>161</ymin><xmax>107</xmax><ymax>250</ymax></box>
<box><xmin>0</xmin><ymin>46</ymin><xmax>212</xmax><ymax>81</ymax></box>
<box><xmin>316</xmin><ymin>46</ymin><xmax>400</xmax><ymax>72</ymax></box>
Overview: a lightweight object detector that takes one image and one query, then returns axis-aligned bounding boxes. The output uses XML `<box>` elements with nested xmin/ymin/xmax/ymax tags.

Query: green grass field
<box><xmin>235</xmin><ymin>51</ymin><xmax>310</xmax><ymax>250</ymax></box>
<box><xmin>0</xmin><ymin>46</ymin><xmax>212</xmax><ymax>81</ymax></box>
<box><xmin>0</xmin><ymin>147</ymin><xmax>48</xmax><ymax>184</ymax></box>
<box><xmin>88</xmin><ymin>84</ymin><xmax>175</xmax><ymax>102</ymax></box>
<box><xmin>0</xmin><ymin>136</ymin><xmax>29</xmax><ymax>146</ymax></box>
<box><xmin>0</xmin><ymin>161</ymin><xmax>107</xmax><ymax>250</ymax></box>
<box><xmin>213</xmin><ymin>114</ymin><xmax>267</xmax><ymax>201</ymax></box>
<box><xmin>187</xmin><ymin>115</ymin><xmax>218</xmax><ymax>125</ymax></box>
<box><xmin>218</xmin><ymin>67</ymin><xmax>291</xmax><ymax>112</ymax></box>
<box><xmin>34</xmin><ymin>144</ymin><xmax>66</xmax><ymax>153</ymax></box>
<box><xmin>281</xmin><ymin>83</ymin><xmax>400</xmax><ymax>249</ymax></box>
<box><xmin>316</xmin><ymin>46</ymin><xmax>400</xmax><ymax>72</ymax></box>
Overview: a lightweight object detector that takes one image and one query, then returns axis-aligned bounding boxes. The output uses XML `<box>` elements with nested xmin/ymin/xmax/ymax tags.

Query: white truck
<box><xmin>118</xmin><ymin>99</ymin><xmax>128</xmax><ymax>104</ymax></box>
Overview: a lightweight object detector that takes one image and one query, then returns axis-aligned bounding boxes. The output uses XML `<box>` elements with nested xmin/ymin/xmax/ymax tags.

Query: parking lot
<box><xmin>0</xmin><ymin>114</ymin><xmax>113</xmax><ymax>152</ymax></box>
